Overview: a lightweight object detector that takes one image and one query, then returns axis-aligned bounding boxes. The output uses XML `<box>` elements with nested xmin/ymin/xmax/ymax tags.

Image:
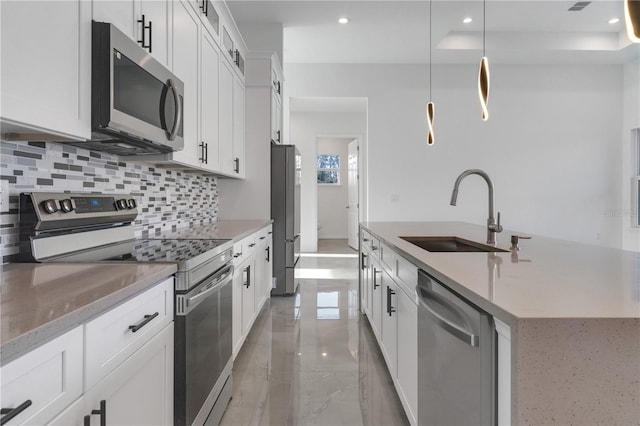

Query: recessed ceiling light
<box><xmin>338</xmin><ymin>17</ymin><xmax>349</xmax><ymax>24</ymax></box>
<box><xmin>609</xmin><ymin>18</ymin><xmax>620</xmax><ymax>24</ymax></box>
<box><xmin>463</xmin><ymin>17</ymin><xmax>473</xmax><ymax>24</ymax></box>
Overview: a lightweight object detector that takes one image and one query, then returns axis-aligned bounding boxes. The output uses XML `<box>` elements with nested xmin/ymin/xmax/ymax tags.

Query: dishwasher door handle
<box><xmin>417</xmin><ymin>287</ymin><xmax>479</xmax><ymax>347</ymax></box>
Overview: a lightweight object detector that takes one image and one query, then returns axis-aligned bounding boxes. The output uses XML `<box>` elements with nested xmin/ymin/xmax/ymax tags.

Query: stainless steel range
<box><xmin>18</xmin><ymin>192</ymin><xmax>234</xmax><ymax>426</ymax></box>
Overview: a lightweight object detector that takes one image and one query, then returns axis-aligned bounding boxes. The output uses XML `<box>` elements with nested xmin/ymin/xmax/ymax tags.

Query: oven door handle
<box><xmin>186</xmin><ymin>267</ymin><xmax>232</xmax><ymax>307</ymax></box>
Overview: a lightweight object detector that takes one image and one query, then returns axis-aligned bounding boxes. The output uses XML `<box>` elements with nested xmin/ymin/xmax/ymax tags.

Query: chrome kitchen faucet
<box><xmin>450</xmin><ymin>169</ymin><xmax>503</xmax><ymax>245</ymax></box>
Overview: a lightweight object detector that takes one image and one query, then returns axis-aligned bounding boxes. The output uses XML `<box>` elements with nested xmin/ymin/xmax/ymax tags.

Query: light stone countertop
<box><xmin>0</xmin><ymin>220</ymin><xmax>270</xmax><ymax>365</ymax></box>
<box><xmin>0</xmin><ymin>262</ymin><xmax>177</xmax><ymax>365</ymax></box>
<box><xmin>147</xmin><ymin>219</ymin><xmax>272</xmax><ymax>241</ymax></box>
<box><xmin>363</xmin><ymin>221</ymin><xmax>640</xmax><ymax>424</ymax></box>
<box><xmin>362</xmin><ymin>221</ymin><xmax>640</xmax><ymax>323</ymax></box>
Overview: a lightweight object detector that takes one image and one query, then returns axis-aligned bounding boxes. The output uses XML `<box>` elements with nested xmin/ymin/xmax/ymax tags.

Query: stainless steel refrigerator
<box><xmin>271</xmin><ymin>144</ymin><xmax>301</xmax><ymax>295</ymax></box>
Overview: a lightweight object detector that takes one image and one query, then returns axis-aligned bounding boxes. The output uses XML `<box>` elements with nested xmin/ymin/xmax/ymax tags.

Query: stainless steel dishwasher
<box><xmin>417</xmin><ymin>269</ymin><xmax>496</xmax><ymax>426</ymax></box>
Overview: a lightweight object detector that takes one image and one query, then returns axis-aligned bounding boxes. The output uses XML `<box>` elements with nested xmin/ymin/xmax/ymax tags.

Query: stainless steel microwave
<box><xmin>83</xmin><ymin>21</ymin><xmax>184</xmax><ymax>156</ymax></box>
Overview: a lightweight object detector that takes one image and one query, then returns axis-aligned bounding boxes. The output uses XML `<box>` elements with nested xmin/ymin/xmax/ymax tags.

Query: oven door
<box><xmin>174</xmin><ymin>264</ymin><xmax>233</xmax><ymax>426</ymax></box>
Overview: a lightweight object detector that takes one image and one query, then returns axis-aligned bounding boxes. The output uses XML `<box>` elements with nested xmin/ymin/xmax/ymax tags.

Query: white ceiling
<box><xmin>227</xmin><ymin>0</ymin><xmax>640</xmax><ymax>64</ymax></box>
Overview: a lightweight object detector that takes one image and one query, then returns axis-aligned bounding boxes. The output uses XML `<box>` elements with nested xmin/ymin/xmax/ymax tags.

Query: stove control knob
<box><xmin>42</xmin><ymin>199</ymin><xmax>59</xmax><ymax>214</ymax></box>
<box><xmin>60</xmin><ymin>199</ymin><xmax>74</xmax><ymax>213</ymax></box>
<box><xmin>127</xmin><ymin>199</ymin><xmax>137</xmax><ymax>209</ymax></box>
<box><xmin>117</xmin><ymin>199</ymin><xmax>128</xmax><ymax>210</ymax></box>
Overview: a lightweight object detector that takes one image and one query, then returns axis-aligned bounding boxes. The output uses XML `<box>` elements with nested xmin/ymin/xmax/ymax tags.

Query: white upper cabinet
<box><xmin>139</xmin><ymin>1</ymin><xmax>171</xmax><ymax>68</ymax></box>
<box><xmin>200</xmin><ymin>30</ymin><xmax>221</xmax><ymax>171</ymax></box>
<box><xmin>219</xmin><ymin>59</ymin><xmax>235</xmax><ymax>175</ymax></box>
<box><xmin>232</xmin><ymin>76</ymin><xmax>246</xmax><ymax>178</ymax></box>
<box><xmin>0</xmin><ymin>0</ymin><xmax>91</xmax><ymax>140</ymax></box>
<box><xmin>92</xmin><ymin>1</ymin><xmax>137</xmax><ymax>38</ymax></box>
<box><xmin>170</xmin><ymin>0</ymin><xmax>201</xmax><ymax>167</ymax></box>
<box><xmin>92</xmin><ymin>1</ymin><xmax>170</xmax><ymax>68</ymax></box>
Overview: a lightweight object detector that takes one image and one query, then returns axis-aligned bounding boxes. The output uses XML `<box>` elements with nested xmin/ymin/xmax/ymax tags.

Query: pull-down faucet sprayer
<box><xmin>450</xmin><ymin>169</ymin><xmax>503</xmax><ymax>245</ymax></box>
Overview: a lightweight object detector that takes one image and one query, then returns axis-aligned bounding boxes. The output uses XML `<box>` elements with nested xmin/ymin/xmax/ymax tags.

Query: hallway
<box><xmin>220</xmin><ymin>239</ymin><xmax>409</xmax><ymax>426</ymax></box>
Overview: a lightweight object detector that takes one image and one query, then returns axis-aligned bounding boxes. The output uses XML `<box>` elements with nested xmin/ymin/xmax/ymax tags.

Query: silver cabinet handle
<box><xmin>167</xmin><ymin>79</ymin><xmax>182</xmax><ymax>141</ymax></box>
<box><xmin>417</xmin><ymin>285</ymin><xmax>479</xmax><ymax>347</ymax></box>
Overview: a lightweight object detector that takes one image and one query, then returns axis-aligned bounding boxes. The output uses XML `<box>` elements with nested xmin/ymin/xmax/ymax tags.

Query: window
<box><xmin>317</xmin><ymin>154</ymin><xmax>340</xmax><ymax>185</ymax></box>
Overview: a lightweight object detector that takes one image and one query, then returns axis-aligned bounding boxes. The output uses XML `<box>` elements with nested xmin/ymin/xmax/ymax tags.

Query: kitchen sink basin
<box><xmin>400</xmin><ymin>236</ymin><xmax>508</xmax><ymax>253</ymax></box>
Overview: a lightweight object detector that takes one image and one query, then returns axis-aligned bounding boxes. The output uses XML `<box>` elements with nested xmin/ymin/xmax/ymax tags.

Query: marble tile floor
<box><xmin>220</xmin><ymin>239</ymin><xmax>409</xmax><ymax>426</ymax></box>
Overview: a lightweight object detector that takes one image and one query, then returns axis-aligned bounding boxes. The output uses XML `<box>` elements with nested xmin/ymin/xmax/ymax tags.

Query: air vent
<box><xmin>568</xmin><ymin>1</ymin><xmax>591</xmax><ymax>11</ymax></box>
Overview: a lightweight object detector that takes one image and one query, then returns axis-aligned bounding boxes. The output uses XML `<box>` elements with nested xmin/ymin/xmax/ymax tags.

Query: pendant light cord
<box><xmin>483</xmin><ymin>0</ymin><xmax>486</xmax><ymax>56</ymax></box>
<box><xmin>429</xmin><ymin>0</ymin><xmax>432</xmax><ymax>100</ymax></box>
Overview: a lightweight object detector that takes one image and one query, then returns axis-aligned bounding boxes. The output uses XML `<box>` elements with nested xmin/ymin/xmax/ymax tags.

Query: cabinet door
<box><xmin>232</xmin><ymin>76</ymin><xmax>246</xmax><ymax>177</ymax></box>
<box><xmin>232</xmin><ymin>264</ymin><xmax>243</xmax><ymax>357</ymax></box>
<box><xmin>139</xmin><ymin>0</ymin><xmax>170</xmax><ymax>68</ymax></box>
<box><xmin>241</xmin><ymin>258</ymin><xmax>256</xmax><ymax>335</ymax></box>
<box><xmin>84</xmin><ymin>278</ymin><xmax>173</xmax><ymax>390</ymax></box>
<box><xmin>396</xmin><ymin>289</ymin><xmax>418</xmax><ymax>426</ymax></box>
<box><xmin>83</xmin><ymin>324</ymin><xmax>174</xmax><ymax>426</ymax></box>
<box><xmin>1</xmin><ymin>0</ymin><xmax>91</xmax><ymax>139</ymax></box>
<box><xmin>254</xmin><ymin>243</ymin><xmax>266</xmax><ymax>309</ymax></box>
<box><xmin>381</xmin><ymin>272</ymin><xmax>398</xmax><ymax>377</ymax></box>
<box><xmin>265</xmin><ymin>237</ymin><xmax>273</xmax><ymax>299</ymax></box>
<box><xmin>171</xmin><ymin>0</ymin><xmax>200</xmax><ymax>167</ymax></box>
<box><xmin>370</xmin><ymin>263</ymin><xmax>383</xmax><ymax>339</ymax></box>
<box><xmin>360</xmin><ymin>250</ymin><xmax>369</xmax><ymax>315</ymax></box>
<box><xmin>1</xmin><ymin>327</ymin><xmax>83</xmax><ymax>426</ymax></box>
<box><xmin>92</xmin><ymin>0</ymin><xmax>136</xmax><ymax>38</ymax></box>
<box><xmin>219</xmin><ymin>59</ymin><xmax>235</xmax><ymax>175</ymax></box>
<box><xmin>201</xmin><ymin>31</ymin><xmax>221</xmax><ymax>171</ymax></box>
<box><xmin>270</xmin><ymin>92</ymin><xmax>282</xmax><ymax>144</ymax></box>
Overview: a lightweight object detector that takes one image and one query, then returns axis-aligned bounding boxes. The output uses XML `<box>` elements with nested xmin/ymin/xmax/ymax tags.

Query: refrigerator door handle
<box><xmin>286</xmin><ymin>234</ymin><xmax>301</xmax><ymax>243</ymax></box>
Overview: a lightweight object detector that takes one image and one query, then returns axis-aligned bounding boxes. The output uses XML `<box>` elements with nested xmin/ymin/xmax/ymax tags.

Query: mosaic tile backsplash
<box><xmin>0</xmin><ymin>141</ymin><xmax>218</xmax><ymax>263</ymax></box>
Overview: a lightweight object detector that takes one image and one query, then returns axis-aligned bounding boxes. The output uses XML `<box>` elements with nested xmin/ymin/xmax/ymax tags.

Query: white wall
<box><xmin>317</xmin><ymin>138</ymin><xmax>351</xmax><ymax>239</ymax></box>
<box><xmin>622</xmin><ymin>58</ymin><xmax>640</xmax><ymax>252</ymax></box>
<box><xmin>285</xmin><ymin>63</ymin><xmax>628</xmax><ymax>249</ymax></box>
<box><xmin>290</xmin><ymin>112</ymin><xmax>366</xmax><ymax>252</ymax></box>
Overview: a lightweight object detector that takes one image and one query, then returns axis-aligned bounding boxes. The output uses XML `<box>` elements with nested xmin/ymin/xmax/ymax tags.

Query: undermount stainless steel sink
<box><xmin>400</xmin><ymin>236</ymin><xmax>508</xmax><ymax>253</ymax></box>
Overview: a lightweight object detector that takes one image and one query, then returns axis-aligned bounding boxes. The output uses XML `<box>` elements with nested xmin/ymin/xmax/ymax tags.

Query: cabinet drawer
<box><xmin>233</xmin><ymin>240</ymin><xmax>244</xmax><ymax>265</ymax></box>
<box><xmin>0</xmin><ymin>327</ymin><xmax>83</xmax><ymax>426</ymax></box>
<box><xmin>84</xmin><ymin>278</ymin><xmax>173</xmax><ymax>389</ymax></box>
<box><xmin>396</xmin><ymin>255</ymin><xmax>419</xmax><ymax>302</ymax></box>
<box><xmin>244</xmin><ymin>234</ymin><xmax>257</xmax><ymax>255</ymax></box>
<box><xmin>380</xmin><ymin>241</ymin><xmax>395</xmax><ymax>274</ymax></box>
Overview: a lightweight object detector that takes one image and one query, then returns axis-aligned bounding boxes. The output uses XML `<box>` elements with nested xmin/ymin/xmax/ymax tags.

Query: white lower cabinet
<box><xmin>84</xmin><ymin>277</ymin><xmax>173</xmax><ymax>389</ymax></box>
<box><xmin>360</xmin><ymin>232</ymin><xmax>418</xmax><ymax>426</ymax></box>
<box><xmin>241</xmin><ymin>257</ymin><xmax>256</xmax><ymax>336</ymax></box>
<box><xmin>0</xmin><ymin>327</ymin><xmax>83</xmax><ymax>426</ymax></box>
<box><xmin>381</xmin><ymin>270</ymin><xmax>398</xmax><ymax>377</ymax></box>
<box><xmin>370</xmin><ymin>263</ymin><xmax>383</xmax><ymax>338</ymax></box>
<box><xmin>232</xmin><ymin>225</ymin><xmax>273</xmax><ymax>358</ymax></box>
<box><xmin>0</xmin><ymin>278</ymin><xmax>174</xmax><ymax>426</ymax></box>
<box><xmin>396</xmin><ymin>286</ymin><xmax>418</xmax><ymax>426</ymax></box>
<box><xmin>48</xmin><ymin>324</ymin><xmax>174</xmax><ymax>426</ymax></box>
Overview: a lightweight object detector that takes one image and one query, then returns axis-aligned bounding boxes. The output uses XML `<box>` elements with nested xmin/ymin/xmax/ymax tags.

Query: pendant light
<box><xmin>427</xmin><ymin>0</ymin><xmax>435</xmax><ymax>145</ymax></box>
<box><xmin>478</xmin><ymin>0</ymin><xmax>490</xmax><ymax>121</ymax></box>
<box><xmin>625</xmin><ymin>0</ymin><xmax>640</xmax><ymax>43</ymax></box>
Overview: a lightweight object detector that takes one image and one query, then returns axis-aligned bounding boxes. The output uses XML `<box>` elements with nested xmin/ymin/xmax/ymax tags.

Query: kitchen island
<box><xmin>361</xmin><ymin>221</ymin><xmax>640</xmax><ymax>425</ymax></box>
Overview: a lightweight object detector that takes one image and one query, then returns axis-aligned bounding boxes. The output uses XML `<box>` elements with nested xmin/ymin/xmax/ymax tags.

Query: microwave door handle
<box><xmin>167</xmin><ymin>78</ymin><xmax>182</xmax><ymax>141</ymax></box>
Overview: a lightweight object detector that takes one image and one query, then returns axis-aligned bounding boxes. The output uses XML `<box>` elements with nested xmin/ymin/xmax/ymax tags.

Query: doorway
<box><xmin>316</xmin><ymin>136</ymin><xmax>360</xmax><ymax>251</ymax></box>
